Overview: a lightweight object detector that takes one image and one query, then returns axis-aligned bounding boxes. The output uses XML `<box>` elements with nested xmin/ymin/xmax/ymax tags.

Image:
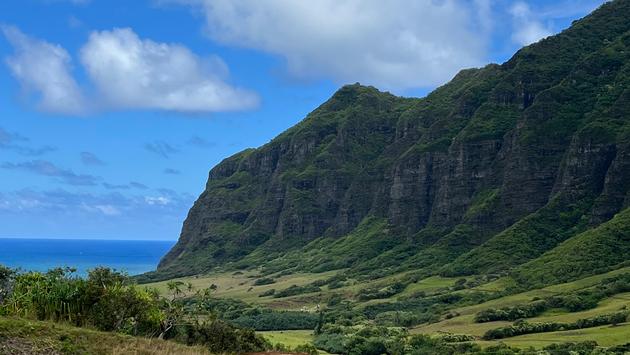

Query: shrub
<box><xmin>356</xmin><ymin>282</ymin><xmax>406</xmax><ymax>301</ymax></box>
<box><xmin>258</xmin><ymin>289</ymin><xmax>276</xmax><ymax>297</ymax></box>
<box><xmin>232</xmin><ymin>310</ymin><xmax>319</xmax><ymax>330</ymax></box>
<box><xmin>0</xmin><ymin>266</ymin><xmax>271</xmax><ymax>353</ymax></box>
<box><xmin>314</xmin><ymin>332</ymin><xmax>345</xmax><ymax>354</ymax></box>
<box><xmin>253</xmin><ymin>277</ymin><xmax>275</xmax><ymax>286</ymax></box>
<box><xmin>170</xmin><ymin>319</ymin><xmax>268</xmax><ymax>353</ymax></box>
<box><xmin>483</xmin><ymin>311</ymin><xmax>629</xmax><ymax>340</ymax></box>
<box><xmin>274</xmin><ymin>284</ymin><xmax>321</xmax><ymax>298</ymax></box>
<box><xmin>0</xmin><ymin>265</ymin><xmax>14</xmax><ymax>307</ymax></box>
<box><xmin>474</xmin><ymin>300</ymin><xmax>548</xmax><ymax>322</ymax></box>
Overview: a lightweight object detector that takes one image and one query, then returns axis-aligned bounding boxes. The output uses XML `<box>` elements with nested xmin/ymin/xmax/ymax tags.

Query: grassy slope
<box><xmin>412</xmin><ymin>267</ymin><xmax>630</xmax><ymax>347</ymax></box>
<box><xmin>144</xmin><ymin>266</ymin><xmax>630</xmax><ymax>349</ymax></box>
<box><xmin>145</xmin><ymin>269</ymin><xmax>338</xmax><ymax>309</ymax></box>
<box><xmin>143</xmin><ymin>269</ymin><xmax>459</xmax><ymax>311</ymax></box>
<box><xmin>512</xmin><ymin>207</ymin><xmax>630</xmax><ymax>288</ymax></box>
<box><xmin>478</xmin><ymin>322</ymin><xmax>630</xmax><ymax>348</ymax></box>
<box><xmin>0</xmin><ymin>317</ymin><xmax>210</xmax><ymax>355</ymax></box>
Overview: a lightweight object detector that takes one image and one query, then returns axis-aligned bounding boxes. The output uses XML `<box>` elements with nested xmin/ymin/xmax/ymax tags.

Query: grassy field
<box><xmin>478</xmin><ymin>322</ymin><xmax>630</xmax><ymax>348</ymax></box>
<box><xmin>260</xmin><ymin>330</ymin><xmax>314</xmax><ymax>347</ymax></box>
<box><xmin>0</xmin><ymin>316</ymin><xmax>210</xmax><ymax>355</ymax></box>
<box><xmin>143</xmin><ymin>268</ymin><xmax>460</xmax><ymax>310</ymax></box>
<box><xmin>144</xmin><ymin>269</ymin><xmax>339</xmax><ymax>309</ymax></box>
<box><xmin>411</xmin><ymin>268</ymin><xmax>630</xmax><ymax>348</ymax></box>
<box><xmin>143</xmin><ymin>266</ymin><xmax>630</xmax><ymax>350</ymax></box>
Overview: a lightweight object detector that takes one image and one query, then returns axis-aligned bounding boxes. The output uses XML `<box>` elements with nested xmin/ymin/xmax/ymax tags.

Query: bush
<box><xmin>374</xmin><ymin>311</ymin><xmax>418</xmax><ymax>327</ymax></box>
<box><xmin>356</xmin><ymin>282</ymin><xmax>406</xmax><ymax>301</ymax></box>
<box><xmin>253</xmin><ymin>277</ymin><xmax>275</xmax><ymax>286</ymax></box>
<box><xmin>0</xmin><ymin>266</ymin><xmax>271</xmax><ymax>353</ymax></box>
<box><xmin>171</xmin><ymin>319</ymin><xmax>268</xmax><ymax>353</ymax></box>
<box><xmin>314</xmin><ymin>332</ymin><xmax>345</xmax><ymax>354</ymax></box>
<box><xmin>232</xmin><ymin>310</ymin><xmax>319</xmax><ymax>330</ymax></box>
<box><xmin>474</xmin><ymin>300</ymin><xmax>548</xmax><ymax>323</ymax></box>
<box><xmin>274</xmin><ymin>284</ymin><xmax>321</xmax><ymax>298</ymax></box>
<box><xmin>483</xmin><ymin>311</ymin><xmax>629</xmax><ymax>340</ymax></box>
<box><xmin>475</xmin><ymin>274</ymin><xmax>630</xmax><ymax>323</ymax></box>
<box><xmin>258</xmin><ymin>289</ymin><xmax>276</xmax><ymax>297</ymax></box>
<box><xmin>0</xmin><ymin>265</ymin><xmax>14</xmax><ymax>307</ymax></box>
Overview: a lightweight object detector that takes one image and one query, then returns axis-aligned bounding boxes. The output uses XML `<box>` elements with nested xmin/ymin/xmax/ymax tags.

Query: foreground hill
<box><xmin>0</xmin><ymin>317</ymin><xmax>210</xmax><ymax>355</ymax></box>
<box><xmin>146</xmin><ymin>0</ymin><xmax>630</xmax><ymax>294</ymax></box>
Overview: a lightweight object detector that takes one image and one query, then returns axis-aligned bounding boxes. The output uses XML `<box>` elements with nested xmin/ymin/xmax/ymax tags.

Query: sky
<box><xmin>0</xmin><ymin>0</ymin><xmax>608</xmax><ymax>240</ymax></box>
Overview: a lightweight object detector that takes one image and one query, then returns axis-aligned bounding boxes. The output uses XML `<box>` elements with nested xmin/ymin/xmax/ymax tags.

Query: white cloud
<box><xmin>145</xmin><ymin>196</ymin><xmax>171</xmax><ymax>205</ymax></box>
<box><xmin>83</xmin><ymin>204</ymin><xmax>121</xmax><ymax>216</ymax></box>
<box><xmin>174</xmin><ymin>0</ymin><xmax>491</xmax><ymax>91</ymax></box>
<box><xmin>2</xmin><ymin>26</ymin><xmax>258</xmax><ymax>114</ymax></box>
<box><xmin>80</xmin><ymin>28</ymin><xmax>259</xmax><ymax>112</ymax></box>
<box><xmin>509</xmin><ymin>2</ymin><xmax>553</xmax><ymax>46</ymax></box>
<box><xmin>2</xmin><ymin>26</ymin><xmax>87</xmax><ymax>114</ymax></box>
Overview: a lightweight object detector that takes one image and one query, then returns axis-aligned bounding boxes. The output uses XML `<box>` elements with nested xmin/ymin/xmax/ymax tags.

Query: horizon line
<box><xmin>0</xmin><ymin>236</ymin><xmax>178</xmax><ymax>242</ymax></box>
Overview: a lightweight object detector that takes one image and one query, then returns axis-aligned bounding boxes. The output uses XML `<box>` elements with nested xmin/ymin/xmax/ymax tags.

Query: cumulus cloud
<box><xmin>80</xmin><ymin>28</ymin><xmax>259</xmax><ymax>112</ymax></box>
<box><xmin>80</xmin><ymin>151</ymin><xmax>105</xmax><ymax>166</ymax></box>
<box><xmin>509</xmin><ymin>2</ymin><xmax>553</xmax><ymax>46</ymax></box>
<box><xmin>2</xmin><ymin>26</ymin><xmax>87</xmax><ymax>114</ymax></box>
<box><xmin>170</xmin><ymin>0</ymin><xmax>491</xmax><ymax>90</ymax></box>
<box><xmin>2</xmin><ymin>26</ymin><xmax>258</xmax><ymax>114</ymax></box>
<box><xmin>2</xmin><ymin>159</ymin><xmax>100</xmax><ymax>186</ymax></box>
<box><xmin>145</xmin><ymin>141</ymin><xmax>180</xmax><ymax>159</ymax></box>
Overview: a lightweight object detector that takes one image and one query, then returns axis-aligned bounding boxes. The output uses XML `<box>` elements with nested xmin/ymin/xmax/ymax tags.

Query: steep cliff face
<box><xmin>153</xmin><ymin>0</ymin><xmax>630</xmax><ymax>282</ymax></box>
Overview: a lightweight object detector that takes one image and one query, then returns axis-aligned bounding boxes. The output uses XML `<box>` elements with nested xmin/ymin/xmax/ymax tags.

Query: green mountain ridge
<box><xmin>144</xmin><ymin>0</ymin><xmax>630</xmax><ymax>291</ymax></box>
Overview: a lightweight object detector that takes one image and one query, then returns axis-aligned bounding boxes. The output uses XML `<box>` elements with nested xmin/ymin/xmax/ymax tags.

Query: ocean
<box><xmin>0</xmin><ymin>238</ymin><xmax>175</xmax><ymax>276</ymax></box>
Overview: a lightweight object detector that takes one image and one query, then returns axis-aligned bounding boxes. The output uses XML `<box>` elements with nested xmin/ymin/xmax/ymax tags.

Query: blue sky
<box><xmin>0</xmin><ymin>0</ymin><xmax>607</xmax><ymax>240</ymax></box>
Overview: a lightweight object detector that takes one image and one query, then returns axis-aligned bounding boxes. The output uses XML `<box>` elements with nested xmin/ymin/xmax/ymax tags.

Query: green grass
<box><xmin>144</xmin><ymin>269</ymin><xmax>339</xmax><ymax>309</ymax></box>
<box><xmin>399</xmin><ymin>276</ymin><xmax>457</xmax><ymax>296</ymax></box>
<box><xmin>0</xmin><ymin>316</ymin><xmax>210</xmax><ymax>355</ymax></box>
<box><xmin>512</xmin><ymin>208</ymin><xmax>630</xmax><ymax>288</ymax></box>
<box><xmin>411</xmin><ymin>269</ymin><xmax>630</xmax><ymax>347</ymax></box>
<box><xmin>479</xmin><ymin>322</ymin><xmax>630</xmax><ymax>348</ymax></box>
<box><xmin>145</xmin><ymin>263</ymin><xmax>630</xmax><ymax>350</ymax></box>
<box><xmin>261</xmin><ymin>330</ymin><xmax>333</xmax><ymax>354</ymax></box>
<box><xmin>260</xmin><ymin>330</ymin><xmax>314</xmax><ymax>347</ymax></box>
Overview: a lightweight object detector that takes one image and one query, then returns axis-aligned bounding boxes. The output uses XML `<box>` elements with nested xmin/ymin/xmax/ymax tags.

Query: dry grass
<box><xmin>0</xmin><ymin>317</ymin><xmax>211</xmax><ymax>355</ymax></box>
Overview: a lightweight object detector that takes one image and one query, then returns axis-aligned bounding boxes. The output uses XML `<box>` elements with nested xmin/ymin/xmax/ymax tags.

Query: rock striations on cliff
<box><xmin>147</xmin><ymin>0</ymin><xmax>630</xmax><ymax>286</ymax></box>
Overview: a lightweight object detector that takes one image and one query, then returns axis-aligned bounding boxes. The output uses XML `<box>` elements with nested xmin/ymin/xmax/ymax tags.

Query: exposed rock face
<box><xmin>153</xmin><ymin>0</ymin><xmax>630</xmax><ymax>280</ymax></box>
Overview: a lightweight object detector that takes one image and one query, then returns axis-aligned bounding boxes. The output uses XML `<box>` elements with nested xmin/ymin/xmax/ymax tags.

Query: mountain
<box><xmin>146</xmin><ymin>0</ymin><xmax>630</xmax><ymax>287</ymax></box>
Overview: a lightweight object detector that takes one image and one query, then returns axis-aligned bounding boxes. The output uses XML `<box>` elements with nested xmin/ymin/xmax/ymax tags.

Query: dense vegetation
<box><xmin>6</xmin><ymin>1</ymin><xmax>630</xmax><ymax>354</ymax></box>
<box><xmin>0</xmin><ymin>317</ymin><xmax>212</xmax><ymax>355</ymax></box>
<box><xmin>312</xmin><ymin>324</ymin><xmax>630</xmax><ymax>355</ymax></box>
<box><xmin>0</xmin><ymin>265</ymin><xmax>269</xmax><ymax>353</ymax></box>
<box><xmin>141</xmin><ymin>2</ymin><xmax>630</xmax><ymax>313</ymax></box>
<box><xmin>483</xmin><ymin>311</ymin><xmax>629</xmax><ymax>340</ymax></box>
<box><xmin>475</xmin><ymin>273</ymin><xmax>630</xmax><ymax>322</ymax></box>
